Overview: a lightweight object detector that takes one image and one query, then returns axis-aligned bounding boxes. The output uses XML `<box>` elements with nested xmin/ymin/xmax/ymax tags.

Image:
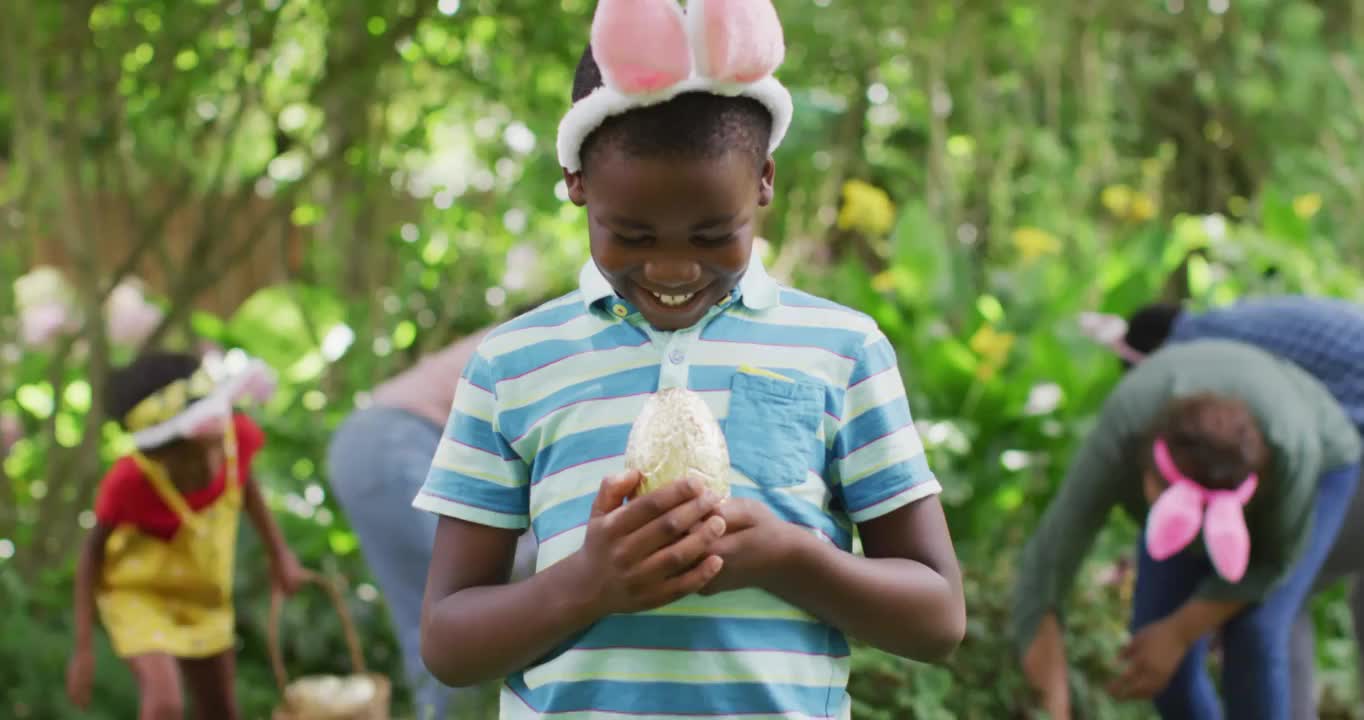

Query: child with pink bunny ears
<box><xmin>1082</xmin><ymin>295</ymin><xmax>1364</xmax><ymax>718</ymax></box>
<box><xmin>414</xmin><ymin>1</ymin><xmax>964</xmax><ymax>717</ymax></box>
<box><xmin>1011</xmin><ymin>340</ymin><xmax>1361</xmax><ymax>720</ymax></box>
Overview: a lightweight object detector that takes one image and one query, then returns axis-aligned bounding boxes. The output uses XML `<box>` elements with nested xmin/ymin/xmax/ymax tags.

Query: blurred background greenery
<box><xmin>3</xmin><ymin>0</ymin><xmax>1363</xmax><ymax>717</ymax></box>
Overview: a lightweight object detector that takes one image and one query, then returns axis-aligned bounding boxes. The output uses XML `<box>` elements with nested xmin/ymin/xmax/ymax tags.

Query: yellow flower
<box><xmin>1128</xmin><ymin>193</ymin><xmax>1156</xmax><ymax>221</ymax></box>
<box><xmin>1011</xmin><ymin>227</ymin><xmax>1061</xmax><ymax>263</ymax></box>
<box><xmin>1227</xmin><ymin>196</ymin><xmax>1249</xmax><ymax>218</ymax></box>
<box><xmin>837</xmin><ymin>179</ymin><xmax>896</xmax><ymax>236</ymax></box>
<box><xmin>1292</xmin><ymin>193</ymin><xmax>1322</xmax><ymax>220</ymax></box>
<box><xmin>968</xmin><ymin>325</ymin><xmax>1015</xmax><ymax>380</ymax></box>
<box><xmin>870</xmin><ymin>269</ymin><xmax>898</xmax><ymax>293</ymax></box>
<box><xmin>1100</xmin><ymin>184</ymin><xmax>1158</xmax><ymax>222</ymax></box>
<box><xmin>1100</xmin><ymin>184</ymin><xmax>1133</xmax><ymax>218</ymax></box>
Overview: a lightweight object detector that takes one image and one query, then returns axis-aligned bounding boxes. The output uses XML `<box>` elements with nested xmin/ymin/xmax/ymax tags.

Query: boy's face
<box><xmin>566</xmin><ymin>147</ymin><xmax>775</xmax><ymax>331</ymax></box>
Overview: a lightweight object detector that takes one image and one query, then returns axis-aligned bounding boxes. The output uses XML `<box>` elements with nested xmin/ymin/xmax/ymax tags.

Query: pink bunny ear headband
<box><xmin>556</xmin><ymin>0</ymin><xmax>794</xmax><ymax>173</ymax></box>
<box><xmin>1077</xmin><ymin>311</ymin><xmax>1148</xmax><ymax>365</ymax></box>
<box><xmin>1145</xmin><ymin>437</ymin><xmax>1259</xmax><ymax>582</ymax></box>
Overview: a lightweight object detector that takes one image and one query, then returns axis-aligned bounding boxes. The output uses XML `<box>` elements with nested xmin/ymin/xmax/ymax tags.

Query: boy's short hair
<box><xmin>570</xmin><ymin>44</ymin><xmax>773</xmax><ymax>172</ymax></box>
<box><xmin>1146</xmin><ymin>393</ymin><xmax>1269</xmax><ymax>492</ymax></box>
<box><xmin>106</xmin><ymin>351</ymin><xmax>201</xmax><ymax>429</ymax></box>
<box><xmin>1123</xmin><ymin>302</ymin><xmax>1184</xmax><ymax>359</ymax></box>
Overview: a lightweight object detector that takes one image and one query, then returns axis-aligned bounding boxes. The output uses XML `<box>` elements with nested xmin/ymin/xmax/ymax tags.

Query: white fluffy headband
<box><xmin>1077</xmin><ymin>312</ymin><xmax>1148</xmax><ymax>365</ymax></box>
<box><xmin>125</xmin><ymin>354</ymin><xmax>277</xmax><ymax>450</ymax></box>
<box><xmin>556</xmin><ymin>0</ymin><xmax>794</xmax><ymax>173</ymax></box>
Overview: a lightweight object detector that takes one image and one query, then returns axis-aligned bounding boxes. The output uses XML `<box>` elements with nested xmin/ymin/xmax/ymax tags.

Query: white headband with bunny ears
<box><xmin>128</xmin><ymin>356</ymin><xmax>276</xmax><ymax>450</ymax></box>
<box><xmin>1077</xmin><ymin>311</ymin><xmax>1149</xmax><ymax>365</ymax></box>
<box><xmin>556</xmin><ymin>0</ymin><xmax>794</xmax><ymax>173</ymax></box>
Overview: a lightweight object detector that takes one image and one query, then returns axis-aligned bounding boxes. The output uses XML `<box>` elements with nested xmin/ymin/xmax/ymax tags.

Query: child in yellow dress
<box><xmin>66</xmin><ymin>351</ymin><xmax>308</xmax><ymax>720</ymax></box>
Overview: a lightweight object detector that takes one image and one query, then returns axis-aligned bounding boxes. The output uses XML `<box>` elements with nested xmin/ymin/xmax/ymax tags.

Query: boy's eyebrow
<box><xmin>602</xmin><ymin>213</ymin><xmax>740</xmax><ymax>232</ymax></box>
<box><xmin>603</xmin><ymin>216</ymin><xmax>654</xmax><ymax>231</ymax></box>
<box><xmin>691</xmin><ymin>213</ymin><xmax>739</xmax><ymax>231</ymax></box>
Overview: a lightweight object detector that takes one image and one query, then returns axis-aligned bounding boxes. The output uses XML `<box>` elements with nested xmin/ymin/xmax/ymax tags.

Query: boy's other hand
<box><xmin>571</xmin><ymin>470</ymin><xmax>727</xmax><ymax>616</ymax></box>
<box><xmin>698</xmin><ymin>498</ymin><xmax>800</xmax><ymax>596</ymax></box>
<box><xmin>66</xmin><ymin>646</ymin><xmax>94</xmax><ymax>709</ymax></box>
<box><xmin>271</xmin><ymin>551</ymin><xmax>310</xmax><ymax>596</ymax></box>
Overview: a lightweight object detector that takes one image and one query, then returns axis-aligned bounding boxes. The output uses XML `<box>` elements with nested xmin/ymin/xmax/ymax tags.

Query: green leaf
<box><xmin>224</xmin><ymin>284</ymin><xmax>345</xmax><ymax>374</ymax></box>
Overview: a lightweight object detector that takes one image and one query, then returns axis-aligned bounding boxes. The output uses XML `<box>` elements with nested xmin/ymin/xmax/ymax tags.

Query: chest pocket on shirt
<box><xmin>724</xmin><ymin>368</ymin><xmax>824</xmax><ymax>488</ymax></box>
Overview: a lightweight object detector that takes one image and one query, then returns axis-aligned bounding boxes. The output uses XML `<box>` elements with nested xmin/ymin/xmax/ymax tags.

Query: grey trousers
<box><xmin>326</xmin><ymin>406</ymin><xmax>538</xmax><ymax>720</ymax></box>
<box><xmin>1292</xmin><ymin>464</ymin><xmax>1364</xmax><ymax>719</ymax></box>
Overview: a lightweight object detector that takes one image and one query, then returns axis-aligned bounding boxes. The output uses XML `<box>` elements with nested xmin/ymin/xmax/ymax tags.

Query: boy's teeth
<box><xmin>653</xmin><ymin>292</ymin><xmax>694</xmax><ymax>306</ymax></box>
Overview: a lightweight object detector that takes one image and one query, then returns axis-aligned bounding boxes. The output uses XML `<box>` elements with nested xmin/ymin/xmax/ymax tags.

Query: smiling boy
<box><xmin>413</xmin><ymin>2</ymin><xmax>965</xmax><ymax>717</ymax></box>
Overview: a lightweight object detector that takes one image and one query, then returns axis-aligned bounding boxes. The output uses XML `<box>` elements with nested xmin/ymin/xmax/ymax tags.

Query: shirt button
<box><xmin>668</xmin><ymin>350</ymin><xmax>685</xmax><ymax>365</ymax></box>
<box><xmin>612</xmin><ymin>304</ymin><xmax>628</xmax><ymax>318</ymax></box>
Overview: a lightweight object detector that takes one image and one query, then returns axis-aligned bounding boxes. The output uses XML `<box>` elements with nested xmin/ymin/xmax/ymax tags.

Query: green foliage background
<box><xmin>2</xmin><ymin>0</ymin><xmax>1363</xmax><ymax>717</ymax></box>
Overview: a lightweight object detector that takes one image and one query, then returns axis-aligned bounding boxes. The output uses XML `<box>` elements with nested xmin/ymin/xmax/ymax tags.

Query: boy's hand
<box><xmin>270</xmin><ymin>551</ymin><xmax>309</xmax><ymax>596</ymax></box>
<box><xmin>1022</xmin><ymin>613</ymin><xmax>1071</xmax><ymax>720</ymax></box>
<box><xmin>698</xmin><ymin>498</ymin><xmax>801</xmax><ymax>596</ymax></box>
<box><xmin>1107</xmin><ymin>616</ymin><xmax>1188</xmax><ymax>700</ymax></box>
<box><xmin>572</xmin><ymin>470</ymin><xmax>727</xmax><ymax>616</ymax></box>
<box><xmin>66</xmin><ymin>646</ymin><xmax>94</xmax><ymax>709</ymax></box>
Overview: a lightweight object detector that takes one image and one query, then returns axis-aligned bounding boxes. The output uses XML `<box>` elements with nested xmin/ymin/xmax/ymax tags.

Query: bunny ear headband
<box><xmin>1076</xmin><ymin>312</ymin><xmax>1148</xmax><ymax>365</ymax></box>
<box><xmin>556</xmin><ymin>0</ymin><xmax>794</xmax><ymax>173</ymax></box>
<box><xmin>124</xmin><ymin>354</ymin><xmax>277</xmax><ymax>450</ymax></box>
<box><xmin>1145</xmin><ymin>437</ymin><xmax>1259</xmax><ymax>582</ymax></box>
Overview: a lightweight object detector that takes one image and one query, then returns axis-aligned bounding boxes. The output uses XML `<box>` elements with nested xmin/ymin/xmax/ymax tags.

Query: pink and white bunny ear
<box><xmin>591</xmin><ymin>0</ymin><xmax>693</xmax><ymax>94</ymax></box>
<box><xmin>1077</xmin><ymin>312</ymin><xmax>1128</xmax><ymax>345</ymax></box>
<box><xmin>1146</xmin><ymin>481</ymin><xmax>1206</xmax><ymax>561</ymax></box>
<box><xmin>1203</xmin><ymin>491</ymin><xmax>1253</xmax><ymax>582</ymax></box>
<box><xmin>233</xmin><ymin>359</ymin><xmax>278</xmax><ymax>405</ymax></box>
<box><xmin>686</xmin><ymin>0</ymin><xmax>785</xmax><ymax>84</ymax></box>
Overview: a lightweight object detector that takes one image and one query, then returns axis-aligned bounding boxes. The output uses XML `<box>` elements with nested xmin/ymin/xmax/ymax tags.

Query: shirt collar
<box><xmin>577</xmin><ymin>250</ymin><xmax>781</xmax><ymax>315</ymax></box>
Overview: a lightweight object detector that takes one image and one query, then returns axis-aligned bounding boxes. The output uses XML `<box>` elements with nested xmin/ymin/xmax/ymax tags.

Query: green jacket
<box><xmin>1011</xmin><ymin>339</ymin><xmax>1361</xmax><ymax>652</ymax></box>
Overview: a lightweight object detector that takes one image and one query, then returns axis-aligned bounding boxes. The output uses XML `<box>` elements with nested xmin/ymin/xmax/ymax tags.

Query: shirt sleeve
<box><xmin>233</xmin><ymin>412</ymin><xmax>267</xmax><ymax>458</ymax></box>
<box><xmin>93</xmin><ymin>457</ymin><xmax>141</xmax><ymax>527</ymax></box>
<box><xmin>1170</xmin><ymin>304</ymin><xmax>1293</xmax><ymax>360</ymax></box>
<box><xmin>231</xmin><ymin>412</ymin><xmax>267</xmax><ymax>487</ymax></box>
<box><xmin>412</xmin><ymin>349</ymin><xmax>531</xmax><ymax>529</ymax></box>
<box><xmin>828</xmin><ymin>329</ymin><xmax>941</xmax><ymax>524</ymax></box>
<box><xmin>1010</xmin><ymin>399</ymin><xmax>1132</xmax><ymax>654</ymax></box>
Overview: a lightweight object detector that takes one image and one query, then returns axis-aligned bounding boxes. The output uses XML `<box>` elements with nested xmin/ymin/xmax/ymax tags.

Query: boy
<box><xmin>1094</xmin><ymin>295</ymin><xmax>1364</xmax><ymax>718</ymax></box>
<box><xmin>414</xmin><ymin>1</ymin><xmax>965</xmax><ymax>717</ymax></box>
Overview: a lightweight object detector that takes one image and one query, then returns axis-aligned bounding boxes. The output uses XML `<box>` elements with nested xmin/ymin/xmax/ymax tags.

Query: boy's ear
<box><xmin>563</xmin><ymin>168</ymin><xmax>588</xmax><ymax>206</ymax></box>
<box><xmin>758</xmin><ymin>157</ymin><xmax>775</xmax><ymax>207</ymax></box>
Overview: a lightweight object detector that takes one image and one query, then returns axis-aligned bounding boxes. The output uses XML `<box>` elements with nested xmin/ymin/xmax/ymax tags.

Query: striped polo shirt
<box><xmin>414</xmin><ymin>253</ymin><xmax>942</xmax><ymax>719</ymax></box>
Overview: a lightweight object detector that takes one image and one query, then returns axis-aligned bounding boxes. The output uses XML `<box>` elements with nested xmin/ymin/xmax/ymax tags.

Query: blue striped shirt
<box><xmin>1169</xmin><ymin>295</ymin><xmax>1364</xmax><ymax>430</ymax></box>
<box><xmin>414</xmin><ymin>254</ymin><xmax>942</xmax><ymax>719</ymax></box>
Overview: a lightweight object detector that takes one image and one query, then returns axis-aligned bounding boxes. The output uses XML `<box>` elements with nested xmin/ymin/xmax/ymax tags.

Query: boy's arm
<box><xmin>705</xmin><ymin>329</ymin><xmax>964</xmax><ymax>662</ymax></box>
<box><xmin>72</xmin><ymin>524</ymin><xmax>112</xmax><ymax>652</ymax></box>
<box><xmin>420</xmin><ymin>472</ymin><xmax>726</xmax><ymax>687</ymax></box>
<box><xmin>68</xmin><ymin>523</ymin><xmax>112</xmax><ymax>708</ymax></box>
<box><xmin>242</xmin><ymin>476</ymin><xmax>306</xmax><ymax>594</ymax></box>
<box><xmin>233</xmin><ymin>414</ymin><xmax>306</xmax><ymax>593</ymax></box>
<box><xmin>756</xmin><ymin>496</ymin><xmax>965</xmax><ymax>662</ymax></box>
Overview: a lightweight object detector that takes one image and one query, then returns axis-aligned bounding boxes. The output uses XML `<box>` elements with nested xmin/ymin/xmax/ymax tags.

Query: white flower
<box><xmin>19</xmin><ymin>302</ymin><xmax>74</xmax><ymax>348</ymax></box>
<box><xmin>1077</xmin><ymin>311</ymin><xmax>1127</xmax><ymax>345</ymax></box>
<box><xmin>14</xmin><ymin>265</ymin><xmax>72</xmax><ymax>309</ymax></box>
<box><xmin>105</xmin><ymin>281</ymin><xmax>162</xmax><ymax>347</ymax></box>
<box><xmin>501</xmin><ymin>243</ymin><xmax>542</xmax><ymax>292</ymax></box>
<box><xmin>0</xmin><ymin>412</ymin><xmax>20</xmax><ymax>454</ymax></box>
<box><xmin>1024</xmin><ymin>382</ymin><xmax>1064</xmax><ymax>415</ymax></box>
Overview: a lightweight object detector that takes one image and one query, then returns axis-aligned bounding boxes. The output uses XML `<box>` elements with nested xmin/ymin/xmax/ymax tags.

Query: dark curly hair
<box><xmin>1122</xmin><ymin>302</ymin><xmax>1185</xmax><ymax>369</ymax></box>
<box><xmin>1146</xmin><ymin>392</ymin><xmax>1270</xmax><ymax>492</ymax></box>
<box><xmin>570</xmin><ymin>43</ymin><xmax>773</xmax><ymax>173</ymax></box>
<box><xmin>105</xmin><ymin>351</ymin><xmax>202</xmax><ymax>430</ymax></box>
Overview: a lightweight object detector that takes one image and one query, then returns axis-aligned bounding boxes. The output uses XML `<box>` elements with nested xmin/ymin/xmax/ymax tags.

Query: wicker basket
<box><xmin>268</xmin><ymin>571</ymin><xmax>392</xmax><ymax>720</ymax></box>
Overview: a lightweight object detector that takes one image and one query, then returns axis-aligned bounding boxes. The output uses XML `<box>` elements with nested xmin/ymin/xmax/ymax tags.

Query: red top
<box><xmin>94</xmin><ymin>414</ymin><xmax>265</xmax><ymax>540</ymax></box>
